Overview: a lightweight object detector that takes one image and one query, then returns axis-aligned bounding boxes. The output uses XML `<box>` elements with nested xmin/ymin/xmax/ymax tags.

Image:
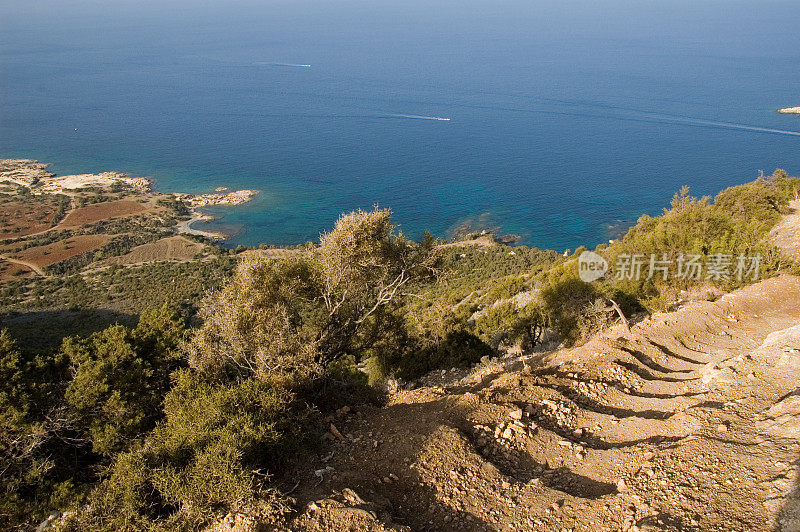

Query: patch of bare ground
<box><xmin>13</xmin><ymin>234</ymin><xmax>111</xmax><ymax>269</ymax></box>
<box><xmin>272</xmin><ymin>275</ymin><xmax>800</xmax><ymax>531</ymax></box>
<box><xmin>0</xmin><ymin>259</ymin><xmax>35</xmax><ymax>280</ymax></box>
<box><xmin>438</xmin><ymin>235</ymin><xmax>498</xmax><ymax>249</ymax></box>
<box><xmin>0</xmin><ymin>199</ymin><xmax>62</xmax><ymax>238</ymax></box>
<box><xmin>58</xmin><ymin>198</ymin><xmax>149</xmax><ymax>227</ymax></box>
<box><xmin>771</xmin><ymin>199</ymin><xmax>800</xmax><ymax>260</ymax></box>
<box><xmin>98</xmin><ymin>236</ymin><xmax>207</xmax><ymax>266</ymax></box>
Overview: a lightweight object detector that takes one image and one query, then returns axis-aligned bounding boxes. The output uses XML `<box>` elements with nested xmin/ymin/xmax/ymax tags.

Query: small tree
<box><xmin>187</xmin><ymin>255</ymin><xmax>319</xmax><ymax>382</ymax></box>
<box><xmin>314</xmin><ymin>207</ymin><xmax>435</xmax><ymax>366</ymax></box>
<box><xmin>188</xmin><ymin>207</ymin><xmax>436</xmax><ymax>382</ymax></box>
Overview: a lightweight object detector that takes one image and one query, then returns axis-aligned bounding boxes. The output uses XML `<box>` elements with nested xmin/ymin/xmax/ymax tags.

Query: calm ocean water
<box><xmin>1</xmin><ymin>0</ymin><xmax>799</xmax><ymax>249</ymax></box>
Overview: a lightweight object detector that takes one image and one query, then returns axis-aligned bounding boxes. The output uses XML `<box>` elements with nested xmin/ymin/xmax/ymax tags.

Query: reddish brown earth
<box><xmin>0</xmin><ymin>200</ymin><xmax>62</xmax><ymax>238</ymax></box>
<box><xmin>0</xmin><ymin>259</ymin><xmax>35</xmax><ymax>280</ymax></box>
<box><xmin>272</xmin><ymin>275</ymin><xmax>800</xmax><ymax>532</ymax></box>
<box><xmin>14</xmin><ymin>234</ymin><xmax>110</xmax><ymax>268</ymax></box>
<box><xmin>58</xmin><ymin>199</ymin><xmax>147</xmax><ymax>227</ymax></box>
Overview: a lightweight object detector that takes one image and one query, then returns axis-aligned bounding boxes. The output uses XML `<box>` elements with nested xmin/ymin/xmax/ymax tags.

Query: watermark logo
<box><xmin>613</xmin><ymin>253</ymin><xmax>760</xmax><ymax>281</ymax></box>
<box><xmin>579</xmin><ymin>251</ymin><xmax>761</xmax><ymax>282</ymax></box>
<box><xmin>578</xmin><ymin>251</ymin><xmax>609</xmax><ymax>282</ymax></box>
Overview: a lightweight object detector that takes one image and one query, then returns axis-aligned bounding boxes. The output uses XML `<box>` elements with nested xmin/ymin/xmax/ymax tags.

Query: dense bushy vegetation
<box><xmin>1</xmin><ymin>172</ymin><xmax>799</xmax><ymax>529</ymax></box>
<box><xmin>0</xmin><ymin>306</ymin><xmax>187</xmax><ymax>530</ymax></box>
<box><xmin>400</xmin><ymin>169</ymin><xmax>800</xmax><ymax>353</ymax></box>
<box><xmin>62</xmin><ymin>306</ymin><xmax>187</xmax><ymax>456</ymax></box>
<box><xmin>598</xmin><ymin>169</ymin><xmax>800</xmax><ymax>313</ymax></box>
<box><xmin>63</xmin><ymin>371</ymin><xmax>311</xmax><ymax>531</ymax></box>
<box><xmin>0</xmin><ymin>256</ymin><xmax>235</xmax><ymax>313</ymax></box>
<box><xmin>0</xmin><ymin>208</ymin><xmax>434</xmax><ymax>529</ymax></box>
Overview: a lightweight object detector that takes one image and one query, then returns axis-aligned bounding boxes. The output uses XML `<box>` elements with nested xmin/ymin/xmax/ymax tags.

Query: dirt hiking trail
<box><xmin>772</xmin><ymin>199</ymin><xmax>800</xmax><ymax>260</ymax></box>
<box><xmin>278</xmin><ymin>274</ymin><xmax>800</xmax><ymax>531</ymax></box>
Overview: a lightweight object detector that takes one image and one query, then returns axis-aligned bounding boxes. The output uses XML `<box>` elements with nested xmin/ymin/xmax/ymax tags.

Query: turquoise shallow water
<box><xmin>1</xmin><ymin>0</ymin><xmax>799</xmax><ymax>249</ymax></box>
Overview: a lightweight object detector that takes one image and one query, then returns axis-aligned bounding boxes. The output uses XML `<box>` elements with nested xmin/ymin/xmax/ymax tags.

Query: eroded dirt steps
<box><xmin>286</xmin><ymin>276</ymin><xmax>800</xmax><ymax>531</ymax></box>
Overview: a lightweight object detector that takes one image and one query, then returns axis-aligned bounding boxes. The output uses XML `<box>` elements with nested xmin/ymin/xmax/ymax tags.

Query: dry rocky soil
<box><xmin>266</xmin><ymin>201</ymin><xmax>800</xmax><ymax>532</ymax></box>
<box><xmin>277</xmin><ymin>275</ymin><xmax>800</xmax><ymax>531</ymax></box>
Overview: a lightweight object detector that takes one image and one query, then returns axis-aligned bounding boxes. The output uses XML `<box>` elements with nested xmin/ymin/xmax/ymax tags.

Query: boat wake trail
<box><xmin>385</xmin><ymin>114</ymin><xmax>451</xmax><ymax>121</ymax></box>
<box><xmin>645</xmin><ymin>113</ymin><xmax>800</xmax><ymax>137</ymax></box>
<box><xmin>460</xmin><ymin>96</ymin><xmax>800</xmax><ymax>137</ymax></box>
<box><xmin>254</xmin><ymin>62</ymin><xmax>311</xmax><ymax>68</ymax></box>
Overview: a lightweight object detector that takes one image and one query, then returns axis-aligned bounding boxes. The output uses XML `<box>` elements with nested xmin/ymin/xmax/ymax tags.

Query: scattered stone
<box><xmin>315</xmin><ymin>466</ymin><xmax>334</xmax><ymax>482</ymax></box>
<box><xmin>342</xmin><ymin>488</ymin><xmax>365</xmax><ymax>505</ymax></box>
<box><xmin>330</xmin><ymin>423</ymin><xmax>345</xmax><ymax>440</ymax></box>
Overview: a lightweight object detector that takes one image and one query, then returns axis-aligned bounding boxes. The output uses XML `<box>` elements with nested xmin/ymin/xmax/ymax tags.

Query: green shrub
<box><xmin>187</xmin><ymin>255</ymin><xmax>320</xmax><ymax>383</ymax></box>
<box><xmin>65</xmin><ymin>371</ymin><xmax>312</xmax><ymax>530</ymax></box>
<box><xmin>596</xmin><ymin>178</ymin><xmax>793</xmax><ymax>313</ymax></box>
<box><xmin>474</xmin><ymin>300</ymin><xmax>548</xmax><ymax>349</ymax></box>
<box><xmin>395</xmin><ymin>329</ymin><xmax>493</xmax><ymax>381</ymax></box>
<box><xmin>305</xmin><ymin>355</ymin><xmax>383</xmax><ymax>411</ymax></box>
<box><xmin>63</xmin><ymin>304</ymin><xmax>187</xmax><ymax>456</ymax></box>
<box><xmin>0</xmin><ymin>331</ymin><xmax>76</xmax><ymax>530</ymax></box>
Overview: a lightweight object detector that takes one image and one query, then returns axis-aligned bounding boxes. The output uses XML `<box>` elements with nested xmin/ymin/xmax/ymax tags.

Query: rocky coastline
<box><xmin>173</xmin><ymin>188</ymin><xmax>259</xmax><ymax>208</ymax></box>
<box><xmin>0</xmin><ymin>158</ymin><xmax>259</xmax><ymax>241</ymax></box>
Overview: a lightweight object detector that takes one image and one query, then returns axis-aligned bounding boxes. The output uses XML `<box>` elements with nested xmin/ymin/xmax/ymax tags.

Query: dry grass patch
<box><xmin>101</xmin><ymin>236</ymin><xmax>207</xmax><ymax>266</ymax></box>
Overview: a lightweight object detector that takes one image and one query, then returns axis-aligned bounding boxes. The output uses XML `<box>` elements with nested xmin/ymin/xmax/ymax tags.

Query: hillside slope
<box><xmin>282</xmin><ymin>274</ymin><xmax>800</xmax><ymax>531</ymax></box>
<box><xmin>771</xmin><ymin>198</ymin><xmax>800</xmax><ymax>260</ymax></box>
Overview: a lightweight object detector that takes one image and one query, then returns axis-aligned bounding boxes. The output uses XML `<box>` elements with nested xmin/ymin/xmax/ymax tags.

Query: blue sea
<box><xmin>1</xmin><ymin>0</ymin><xmax>799</xmax><ymax>250</ymax></box>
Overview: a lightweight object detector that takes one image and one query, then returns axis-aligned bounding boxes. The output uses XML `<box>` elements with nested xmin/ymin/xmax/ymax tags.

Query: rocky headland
<box><xmin>0</xmin><ymin>159</ymin><xmax>258</xmax><ymax>240</ymax></box>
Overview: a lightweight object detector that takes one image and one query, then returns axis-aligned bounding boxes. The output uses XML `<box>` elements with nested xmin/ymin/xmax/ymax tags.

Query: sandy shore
<box><xmin>176</xmin><ymin>213</ymin><xmax>229</xmax><ymax>240</ymax></box>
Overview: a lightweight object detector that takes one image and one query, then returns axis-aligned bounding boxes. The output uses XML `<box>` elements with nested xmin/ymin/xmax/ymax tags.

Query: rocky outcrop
<box><xmin>0</xmin><ymin>159</ymin><xmax>151</xmax><ymax>193</ymax></box>
<box><xmin>0</xmin><ymin>158</ymin><xmax>258</xmax><ymax>209</ymax></box>
<box><xmin>173</xmin><ymin>188</ymin><xmax>260</xmax><ymax>207</ymax></box>
<box><xmin>0</xmin><ymin>159</ymin><xmax>54</xmax><ymax>186</ymax></box>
